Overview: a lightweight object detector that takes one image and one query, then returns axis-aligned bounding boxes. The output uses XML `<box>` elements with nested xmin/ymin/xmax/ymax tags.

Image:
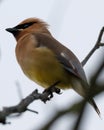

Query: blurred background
<box><xmin>0</xmin><ymin>0</ymin><xmax>104</xmax><ymax>130</ymax></box>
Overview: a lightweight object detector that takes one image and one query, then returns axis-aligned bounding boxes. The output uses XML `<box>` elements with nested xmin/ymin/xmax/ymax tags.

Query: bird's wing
<box><xmin>34</xmin><ymin>33</ymin><xmax>87</xmax><ymax>82</ymax></box>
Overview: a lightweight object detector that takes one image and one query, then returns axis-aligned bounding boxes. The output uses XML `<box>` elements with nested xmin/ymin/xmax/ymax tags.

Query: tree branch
<box><xmin>38</xmin><ymin>100</ymin><xmax>84</xmax><ymax>130</ymax></box>
<box><xmin>0</xmin><ymin>87</ymin><xmax>61</xmax><ymax>124</ymax></box>
<box><xmin>81</xmin><ymin>27</ymin><xmax>104</xmax><ymax>66</ymax></box>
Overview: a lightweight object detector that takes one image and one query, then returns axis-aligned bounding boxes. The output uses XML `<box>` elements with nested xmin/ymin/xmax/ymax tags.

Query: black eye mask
<box><xmin>15</xmin><ymin>22</ymin><xmax>36</xmax><ymax>29</ymax></box>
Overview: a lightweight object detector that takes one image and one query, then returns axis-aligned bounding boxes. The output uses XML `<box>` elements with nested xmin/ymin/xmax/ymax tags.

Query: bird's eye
<box><xmin>15</xmin><ymin>22</ymin><xmax>36</xmax><ymax>29</ymax></box>
<box><xmin>22</xmin><ymin>24</ymin><xmax>30</xmax><ymax>28</ymax></box>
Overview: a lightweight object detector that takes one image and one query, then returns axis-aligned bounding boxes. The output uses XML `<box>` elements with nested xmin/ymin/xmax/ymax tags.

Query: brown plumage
<box><xmin>6</xmin><ymin>17</ymin><xmax>100</xmax><ymax>116</ymax></box>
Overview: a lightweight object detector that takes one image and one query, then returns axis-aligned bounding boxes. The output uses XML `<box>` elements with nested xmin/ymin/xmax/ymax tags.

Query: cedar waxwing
<box><xmin>6</xmin><ymin>18</ymin><xmax>100</xmax><ymax>116</ymax></box>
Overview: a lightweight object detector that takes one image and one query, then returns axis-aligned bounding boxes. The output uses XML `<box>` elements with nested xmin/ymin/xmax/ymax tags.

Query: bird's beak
<box><xmin>6</xmin><ymin>27</ymin><xmax>19</xmax><ymax>34</ymax></box>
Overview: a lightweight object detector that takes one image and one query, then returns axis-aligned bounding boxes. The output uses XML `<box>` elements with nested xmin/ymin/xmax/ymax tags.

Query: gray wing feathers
<box><xmin>34</xmin><ymin>33</ymin><xmax>87</xmax><ymax>82</ymax></box>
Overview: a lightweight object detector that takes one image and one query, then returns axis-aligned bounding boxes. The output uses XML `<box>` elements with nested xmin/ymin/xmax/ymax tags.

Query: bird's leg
<box><xmin>43</xmin><ymin>81</ymin><xmax>61</xmax><ymax>100</ymax></box>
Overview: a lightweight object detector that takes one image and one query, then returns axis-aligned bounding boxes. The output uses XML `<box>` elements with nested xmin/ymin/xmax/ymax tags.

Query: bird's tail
<box><xmin>89</xmin><ymin>99</ymin><xmax>101</xmax><ymax>117</ymax></box>
<box><xmin>72</xmin><ymin>79</ymin><xmax>101</xmax><ymax>117</ymax></box>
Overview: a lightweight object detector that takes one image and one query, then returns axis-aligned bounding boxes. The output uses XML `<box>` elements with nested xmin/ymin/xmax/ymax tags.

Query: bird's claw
<box><xmin>42</xmin><ymin>87</ymin><xmax>62</xmax><ymax>103</ymax></box>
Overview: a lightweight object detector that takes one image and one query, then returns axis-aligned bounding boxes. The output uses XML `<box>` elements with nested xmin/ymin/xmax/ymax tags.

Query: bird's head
<box><xmin>6</xmin><ymin>18</ymin><xmax>51</xmax><ymax>41</ymax></box>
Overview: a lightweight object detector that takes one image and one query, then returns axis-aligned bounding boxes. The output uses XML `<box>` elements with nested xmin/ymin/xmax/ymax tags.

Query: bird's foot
<box><xmin>42</xmin><ymin>81</ymin><xmax>62</xmax><ymax>103</ymax></box>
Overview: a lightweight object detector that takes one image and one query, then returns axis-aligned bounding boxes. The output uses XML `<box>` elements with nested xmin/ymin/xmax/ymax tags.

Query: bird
<box><xmin>6</xmin><ymin>17</ymin><xmax>100</xmax><ymax>116</ymax></box>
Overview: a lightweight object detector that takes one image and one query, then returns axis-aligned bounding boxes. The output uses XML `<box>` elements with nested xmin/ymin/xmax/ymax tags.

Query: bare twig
<box><xmin>38</xmin><ymin>100</ymin><xmax>84</xmax><ymax>130</ymax></box>
<box><xmin>0</xmin><ymin>87</ymin><xmax>61</xmax><ymax>124</ymax></box>
<box><xmin>72</xmin><ymin>101</ymin><xmax>86</xmax><ymax>130</ymax></box>
<box><xmin>27</xmin><ymin>108</ymin><xmax>38</xmax><ymax>114</ymax></box>
<box><xmin>82</xmin><ymin>27</ymin><xmax>104</xmax><ymax>66</ymax></box>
